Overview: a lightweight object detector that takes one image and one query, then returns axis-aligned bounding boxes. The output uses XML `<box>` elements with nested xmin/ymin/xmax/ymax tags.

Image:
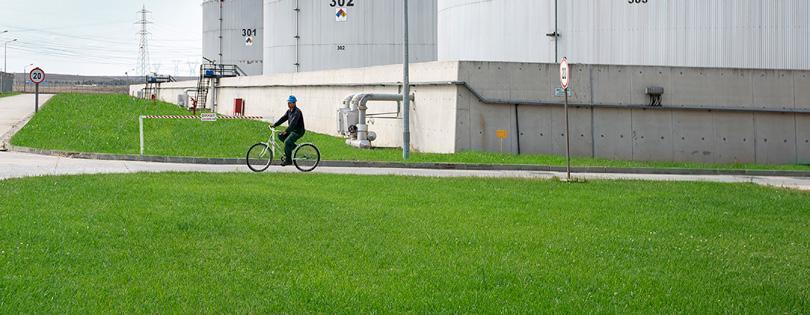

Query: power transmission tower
<box><xmin>187</xmin><ymin>61</ymin><xmax>198</xmax><ymax>76</ymax></box>
<box><xmin>136</xmin><ymin>5</ymin><xmax>152</xmax><ymax>76</ymax></box>
<box><xmin>172</xmin><ymin>60</ymin><xmax>181</xmax><ymax>76</ymax></box>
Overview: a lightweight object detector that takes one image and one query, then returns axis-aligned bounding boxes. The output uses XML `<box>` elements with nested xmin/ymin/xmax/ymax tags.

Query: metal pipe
<box><xmin>171</xmin><ymin>80</ymin><xmax>810</xmax><ymax>115</ymax></box>
<box><xmin>554</xmin><ymin>0</ymin><xmax>558</xmax><ymax>62</ymax></box>
<box><xmin>350</xmin><ymin>93</ymin><xmax>364</xmax><ymax>111</ymax></box>
<box><xmin>294</xmin><ymin>0</ymin><xmax>301</xmax><ymax>72</ymax></box>
<box><xmin>564</xmin><ymin>87</ymin><xmax>571</xmax><ymax>180</ymax></box>
<box><xmin>139</xmin><ymin>116</ymin><xmax>145</xmax><ymax>155</ymax></box>
<box><xmin>402</xmin><ymin>0</ymin><xmax>411</xmax><ymax>160</ymax></box>
<box><xmin>346</xmin><ymin>93</ymin><xmax>404</xmax><ymax>148</ymax></box>
<box><xmin>514</xmin><ymin>104</ymin><xmax>521</xmax><ymax>154</ymax></box>
<box><xmin>218</xmin><ymin>0</ymin><xmax>223</xmax><ymax>63</ymax></box>
<box><xmin>341</xmin><ymin>94</ymin><xmax>355</xmax><ymax>110</ymax></box>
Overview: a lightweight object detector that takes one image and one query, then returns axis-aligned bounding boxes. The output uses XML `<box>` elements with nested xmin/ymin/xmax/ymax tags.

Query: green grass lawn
<box><xmin>0</xmin><ymin>173</ymin><xmax>807</xmax><ymax>313</ymax></box>
<box><xmin>0</xmin><ymin>91</ymin><xmax>20</xmax><ymax>98</ymax></box>
<box><xmin>11</xmin><ymin>93</ymin><xmax>810</xmax><ymax>171</ymax></box>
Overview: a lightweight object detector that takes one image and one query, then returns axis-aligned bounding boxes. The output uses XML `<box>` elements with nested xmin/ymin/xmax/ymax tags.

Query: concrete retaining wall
<box><xmin>456</xmin><ymin>62</ymin><xmax>810</xmax><ymax>164</ymax></box>
<box><xmin>132</xmin><ymin>61</ymin><xmax>810</xmax><ymax>164</ymax></box>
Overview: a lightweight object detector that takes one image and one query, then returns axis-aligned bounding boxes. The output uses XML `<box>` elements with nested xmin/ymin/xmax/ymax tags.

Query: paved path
<box><xmin>2</xmin><ymin>151</ymin><xmax>810</xmax><ymax>190</ymax></box>
<box><xmin>0</xmin><ymin>93</ymin><xmax>54</xmax><ymax>147</ymax></box>
<box><xmin>1</xmin><ymin>93</ymin><xmax>808</xmax><ymax>190</ymax></box>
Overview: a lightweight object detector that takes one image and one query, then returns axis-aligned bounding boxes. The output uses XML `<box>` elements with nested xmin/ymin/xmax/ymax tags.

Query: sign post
<box><xmin>559</xmin><ymin>57</ymin><xmax>571</xmax><ymax>181</ymax></box>
<box><xmin>496</xmin><ymin>129</ymin><xmax>508</xmax><ymax>152</ymax></box>
<box><xmin>29</xmin><ymin>67</ymin><xmax>45</xmax><ymax>113</ymax></box>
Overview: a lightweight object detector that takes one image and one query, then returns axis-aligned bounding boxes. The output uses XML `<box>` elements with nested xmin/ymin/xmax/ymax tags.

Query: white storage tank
<box><xmin>438</xmin><ymin>0</ymin><xmax>810</xmax><ymax>70</ymax></box>
<box><xmin>263</xmin><ymin>0</ymin><xmax>438</xmax><ymax>75</ymax></box>
<box><xmin>202</xmin><ymin>0</ymin><xmax>264</xmax><ymax>75</ymax></box>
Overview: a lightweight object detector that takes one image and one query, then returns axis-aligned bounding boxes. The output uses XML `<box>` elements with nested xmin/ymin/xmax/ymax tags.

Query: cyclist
<box><xmin>272</xmin><ymin>95</ymin><xmax>306</xmax><ymax>166</ymax></box>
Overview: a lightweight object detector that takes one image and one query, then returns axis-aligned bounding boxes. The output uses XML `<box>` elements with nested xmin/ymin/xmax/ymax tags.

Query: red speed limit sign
<box><xmin>559</xmin><ymin>57</ymin><xmax>570</xmax><ymax>89</ymax></box>
<box><xmin>29</xmin><ymin>67</ymin><xmax>46</xmax><ymax>84</ymax></box>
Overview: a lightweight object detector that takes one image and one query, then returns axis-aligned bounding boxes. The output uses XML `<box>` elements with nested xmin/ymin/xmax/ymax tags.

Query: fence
<box><xmin>0</xmin><ymin>72</ymin><xmax>13</xmax><ymax>93</ymax></box>
<box><xmin>13</xmin><ymin>83</ymin><xmax>129</xmax><ymax>94</ymax></box>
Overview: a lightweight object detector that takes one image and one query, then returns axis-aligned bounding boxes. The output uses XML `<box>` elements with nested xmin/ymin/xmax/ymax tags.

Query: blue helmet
<box><xmin>287</xmin><ymin>95</ymin><xmax>297</xmax><ymax>103</ymax></box>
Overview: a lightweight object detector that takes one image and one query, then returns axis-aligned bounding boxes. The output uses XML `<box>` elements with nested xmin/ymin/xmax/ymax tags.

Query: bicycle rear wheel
<box><xmin>293</xmin><ymin>143</ymin><xmax>320</xmax><ymax>172</ymax></box>
<box><xmin>246</xmin><ymin>143</ymin><xmax>273</xmax><ymax>172</ymax></box>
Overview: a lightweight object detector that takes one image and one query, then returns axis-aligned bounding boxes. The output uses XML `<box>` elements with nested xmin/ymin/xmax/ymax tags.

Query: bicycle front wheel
<box><xmin>246</xmin><ymin>143</ymin><xmax>273</xmax><ymax>172</ymax></box>
<box><xmin>293</xmin><ymin>143</ymin><xmax>320</xmax><ymax>172</ymax></box>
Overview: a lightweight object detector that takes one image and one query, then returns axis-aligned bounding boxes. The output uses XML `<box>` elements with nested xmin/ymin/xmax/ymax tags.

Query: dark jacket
<box><xmin>273</xmin><ymin>107</ymin><xmax>305</xmax><ymax>135</ymax></box>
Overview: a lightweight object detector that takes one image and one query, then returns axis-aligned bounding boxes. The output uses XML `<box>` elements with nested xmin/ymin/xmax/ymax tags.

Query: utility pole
<box><xmin>402</xmin><ymin>0</ymin><xmax>411</xmax><ymax>160</ymax></box>
<box><xmin>2</xmin><ymin>39</ymin><xmax>16</xmax><ymax>93</ymax></box>
<box><xmin>136</xmin><ymin>5</ymin><xmax>152</xmax><ymax>76</ymax></box>
<box><xmin>3</xmin><ymin>39</ymin><xmax>16</xmax><ymax>73</ymax></box>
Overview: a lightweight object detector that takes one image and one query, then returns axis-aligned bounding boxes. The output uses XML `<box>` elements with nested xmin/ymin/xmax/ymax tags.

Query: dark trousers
<box><xmin>278</xmin><ymin>131</ymin><xmax>303</xmax><ymax>161</ymax></box>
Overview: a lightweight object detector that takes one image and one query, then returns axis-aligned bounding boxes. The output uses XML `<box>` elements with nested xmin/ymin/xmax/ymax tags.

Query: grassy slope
<box><xmin>0</xmin><ymin>92</ymin><xmax>20</xmax><ymax>98</ymax></box>
<box><xmin>0</xmin><ymin>173</ymin><xmax>808</xmax><ymax>313</ymax></box>
<box><xmin>11</xmin><ymin>93</ymin><xmax>810</xmax><ymax>170</ymax></box>
<box><xmin>12</xmin><ymin>93</ymin><xmax>267</xmax><ymax>157</ymax></box>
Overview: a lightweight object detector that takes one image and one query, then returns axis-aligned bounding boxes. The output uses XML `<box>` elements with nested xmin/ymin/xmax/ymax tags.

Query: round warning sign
<box><xmin>29</xmin><ymin>67</ymin><xmax>46</xmax><ymax>84</ymax></box>
<box><xmin>559</xmin><ymin>58</ymin><xmax>570</xmax><ymax>90</ymax></box>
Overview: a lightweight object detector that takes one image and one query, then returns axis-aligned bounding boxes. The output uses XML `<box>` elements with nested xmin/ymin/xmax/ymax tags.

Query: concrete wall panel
<box><xmin>466</xmin><ymin>95</ymin><xmax>516</xmax><ymax>153</ymax></box>
<box><xmin>593</xmin><ymin>108</ymin><xmax>633</xmax><ymax>160</ymax></box>
<box><xmin>672</xmin><ymin>110</ymin><xmax>716</xmax><ymax>163</ymax></box>
<box><xmin>668</xmin><ymin>68</ymin><xmax>711</xmax><ymax>107</ymax></box>
<box><xmin>564</xmin><ymin>64</ymin><xmax>593</xmax><ymax>105</ymax></box>
<box><xmin>550</xmin><ymin>107</ymin><xmax>593</xmax><ymax>157</ymax></box>
<box><xmin>455</xmin><ymin>87</ymin><xmax>472</xmax><ymax>152</ymax></box>
<box><xmin>516</xmin><ymin>105</ymin><xmax>554</xmax><ymax>154</ymax></box>
<box><xmin>591</xmin><ymin>66</ymin><xmax>631</xmax><ymax>105</ymax></box>
<box><xmin>631</xmin><ymin>109</ymin><xmax>674</xmax><ymax>161</ymax></box>
<box><xmin>713</xmin><ymin>112</ymin><xmax>756</xmax><ymax>163</ymax></box>
<box><xmin>795</xmin><ymin>72</ymin><xmax>810</xmax><ymax>111</ymax></box>
<box><xmin>797</xmin><ymin>115</ymin><xmax>810</xmax><ymax>164</ymax></box>
<box><xmin>754</xmin><ymin>113</ymin><xmax>797</xmax><ymax>164</ymax></box>
<box><xmin>753</xmin><ymin>71</ymin><xmax>795</xmax><ymax>111</ymax></box>
<box><xmin>409</xmin><ymin>86</ymin><xmax>458</xmax><ymax>153</ymax></box>
<box><xmin>629</xmin><ymin>67</ymin><xmax>671</xmax><ymax>106</ymax></box>
<box><xmin>705</xmin><ymin>69</ymin><xmax>753</xmax><ymax>110</ymax></box>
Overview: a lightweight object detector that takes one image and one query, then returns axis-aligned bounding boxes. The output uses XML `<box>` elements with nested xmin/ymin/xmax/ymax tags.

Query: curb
<box><xmin>1</xmin><ymin>113</ymin><xmax>35</xmax><ymax>152</ymax></box>
<box><xmin>8</xmin><ymin>145</ymin><xmax>810</xmax><ymax>178</ymax></box>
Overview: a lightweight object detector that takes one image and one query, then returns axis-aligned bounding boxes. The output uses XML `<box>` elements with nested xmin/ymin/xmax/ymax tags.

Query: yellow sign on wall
<box><xmin>496</xmin><ymin>129</ymin><xmax>508</xmax><ymax>139</ymax></box>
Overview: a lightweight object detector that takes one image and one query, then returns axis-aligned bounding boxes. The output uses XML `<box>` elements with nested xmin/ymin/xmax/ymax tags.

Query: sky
<box><xmin>0</xmin><ymin>0</ymin><xmax>202</xmax><ymax>76</ymax></box>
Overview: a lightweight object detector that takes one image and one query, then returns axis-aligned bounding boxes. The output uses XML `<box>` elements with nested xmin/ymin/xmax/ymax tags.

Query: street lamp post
<box><xmin>2</xmin><ymin>38</ymin><xmax>16</xmax><ymax>93</ymax></box>
<box><xmin>4</xmin><ymin>38</ymin><xmax>17</xmax><ymax>73</ymax></box>
<box><xmin>125</xmin><ymin>68</ymin><xmax>135</xmax><ymax>96</ymax></box>
<box><xmin>23</xmin><ymin>63</ymin><xmax>33</xmax><ymax>93</ymax></box>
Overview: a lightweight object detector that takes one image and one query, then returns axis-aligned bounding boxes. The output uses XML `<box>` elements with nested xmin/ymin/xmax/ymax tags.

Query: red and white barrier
<box><xmin>140</xmin><ymin>115</ymin><xmax>264</xmax><ymax>120</ymax></box>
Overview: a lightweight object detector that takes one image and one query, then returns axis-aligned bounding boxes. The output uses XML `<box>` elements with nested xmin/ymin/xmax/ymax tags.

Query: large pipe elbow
<box><xmin>350</xmin><ymin>93</ymin><xmax>366</xmax><ymax>111</ymax></box>
<box><xmin>341</xmin><ymin>94</ymin><xmax>356</xmax><ymax>110</ymax></box>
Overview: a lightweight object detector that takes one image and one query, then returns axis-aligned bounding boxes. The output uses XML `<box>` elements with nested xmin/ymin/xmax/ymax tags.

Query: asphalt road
<box><xmin>2</xmin><ymin>151</ymin><xmax>810</xmax><ymax>190</ymax></box>
<box><xmin>0</xmin><ymin>93</ymin><xmax>54</xmax><ymax>147</ymax></box>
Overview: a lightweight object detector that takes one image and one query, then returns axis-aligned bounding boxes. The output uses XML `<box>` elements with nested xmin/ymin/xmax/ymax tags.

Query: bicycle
<box><xmin>246</xmin><ymin>126</ymin><xmax>321</xmax><ymax>172</ymax></box>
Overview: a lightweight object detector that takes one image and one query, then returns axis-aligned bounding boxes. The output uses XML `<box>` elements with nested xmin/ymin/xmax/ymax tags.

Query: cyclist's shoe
<box><xmin>280</xmin><ymin>159</ymin><xmax>291</xmax><ymax>166</ymax></box>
